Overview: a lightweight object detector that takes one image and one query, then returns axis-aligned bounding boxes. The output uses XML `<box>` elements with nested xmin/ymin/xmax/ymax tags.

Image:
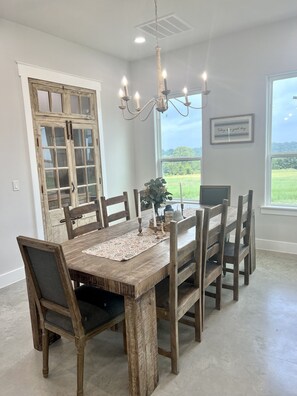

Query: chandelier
<box><xmin>118</xmin><ymin>0</ymin><xmax>210</xmax><ymax>121</ymax></box>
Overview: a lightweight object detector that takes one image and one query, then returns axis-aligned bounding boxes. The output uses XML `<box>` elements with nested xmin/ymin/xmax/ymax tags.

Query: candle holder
<box><xmin>181</xmin><ymin>203</ymin><xmax>184</xmax><ymax>218</ymax></box>
<box><xmin>153</xmin><ymin>222</ymin><xmax>166</xmax><ymax>239</ymax></box>
<box><xmin>160</xmin><ymin>221</ymin><xmax>166</xmax><ymax>237</ymax></box>
<box><xmin>137</xmin><ymin>217</ymin><xmax>143</xmax><ymax>236</ymax></box>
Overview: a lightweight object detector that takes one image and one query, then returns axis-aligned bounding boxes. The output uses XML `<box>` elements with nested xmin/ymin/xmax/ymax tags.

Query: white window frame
<box><xmin>155</xmin><ymin>92</ymin><xmax>202</xmax><ymax>203</ymax></box>
<box><xmin>263</xmin><ymin>71</ymin><xmax>297</xmax><ymax>216</ymax></box>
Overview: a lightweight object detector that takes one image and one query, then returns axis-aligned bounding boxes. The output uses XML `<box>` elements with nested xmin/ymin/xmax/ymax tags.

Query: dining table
<box><xmin>26</xmin><ymin>204</ymin><xmax>255</xmax><ymax>396</ymax></box>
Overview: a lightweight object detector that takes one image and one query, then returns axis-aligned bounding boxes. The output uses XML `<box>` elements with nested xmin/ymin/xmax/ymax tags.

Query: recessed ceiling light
<box><xmin>134</xmin><ymin>36</ymin><xmax>146</xmax><ymax>44</ymax></box>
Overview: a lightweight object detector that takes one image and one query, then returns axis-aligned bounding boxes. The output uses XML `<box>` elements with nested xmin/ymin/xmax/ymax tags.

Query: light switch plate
<box><xmin>12</xmin><ymin>180</ymin><xmax>20</xmax><ymax>191</ymax></box>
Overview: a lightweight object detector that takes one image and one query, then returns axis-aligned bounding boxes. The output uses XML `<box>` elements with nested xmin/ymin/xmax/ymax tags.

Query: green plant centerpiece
<box><xmin>141</xmin><ymin>177</ymin><xmax>173</xmax><ymax>217</ymax></box>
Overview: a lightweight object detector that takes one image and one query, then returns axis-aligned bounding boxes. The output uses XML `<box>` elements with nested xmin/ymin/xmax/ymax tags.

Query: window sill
<box><xmin>261</xmin><ymin>205</ymin><xmax>297</xmax><ymax>216</ymax></box>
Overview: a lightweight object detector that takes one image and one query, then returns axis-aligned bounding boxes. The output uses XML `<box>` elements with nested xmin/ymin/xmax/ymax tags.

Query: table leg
<box><xmin>124</xmin><ymin>288</ymin><xmax>159</xmax><ymax>396</ymax></box>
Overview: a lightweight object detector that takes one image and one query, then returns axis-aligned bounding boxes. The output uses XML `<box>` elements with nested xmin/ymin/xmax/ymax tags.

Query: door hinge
<box><xmin>66</xmin><ymin>120</ymin><xmax>70</xmax><ymax>139</ymax></box>
<box><xmin>36</xmin><ymin>137</ymin><xmax>39</xmax><ymax>147</ymax></box>
<box><xmin>69</xmin><ymin>120</ymin><xmax>73</xmax><ymax>140</ymax></box>
<box><xmin>41</xmin><ymin>185</ymin><xmax>44</xmax><ymax>194</ymax></box>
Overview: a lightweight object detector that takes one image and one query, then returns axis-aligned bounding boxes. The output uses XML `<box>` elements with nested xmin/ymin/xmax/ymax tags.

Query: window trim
<box><xmin>155</xmin><ymin>91</ymin><xmax>202</xmax><ymax>201</ymax></box>
<box><xmin>265</xmin><ymin>70</ymin><xmax>297</xmax><ymax>209</ymax></box>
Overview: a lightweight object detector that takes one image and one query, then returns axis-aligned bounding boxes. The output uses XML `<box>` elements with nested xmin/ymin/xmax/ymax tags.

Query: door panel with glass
<box><xmin>30</xmin><ymin>79</ymin><xmax>102</xmax><ymax>242</ymax></box>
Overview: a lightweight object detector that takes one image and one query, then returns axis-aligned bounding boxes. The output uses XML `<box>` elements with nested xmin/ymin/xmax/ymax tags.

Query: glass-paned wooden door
<box><xmin>41</xmin><ymin>124</ymin><xmax>71</xmax><ymax>211</ymax></box>
<box><xmin>30</xmin><ymin>79</ymin><xmax>103</xmax><ymax>242</ymax></box>
<box><xmin>72</xmin><ymin>126</ymin><xmax>99</xmax><ymax>205</ymax></box>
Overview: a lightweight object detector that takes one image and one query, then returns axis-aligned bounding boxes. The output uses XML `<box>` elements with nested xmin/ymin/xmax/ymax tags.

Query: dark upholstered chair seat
<box><xmin>46</xmin><ymin>285</ymin><xmax>124</xmax><ymax>334</ymax></box>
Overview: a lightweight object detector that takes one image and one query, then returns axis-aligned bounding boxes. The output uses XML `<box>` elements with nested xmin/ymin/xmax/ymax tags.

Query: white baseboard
<box><xmin>256</xmin><ymin>238</ymin><xmax>297</xmax><ymax>255</ymax></box>
<box><xmin>0</xmin><ymin>267</ymin><xmax>25</xmax><ymax>290</ymax></box>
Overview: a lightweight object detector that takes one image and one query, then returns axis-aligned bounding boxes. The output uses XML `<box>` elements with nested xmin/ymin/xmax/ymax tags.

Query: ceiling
<box><xmin>1</xmin><ymin>0</ymin><xmax>297</xmax><ymax>61</ymax></box>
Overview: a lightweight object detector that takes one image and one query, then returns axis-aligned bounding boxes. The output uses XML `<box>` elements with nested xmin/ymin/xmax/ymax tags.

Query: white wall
<box><xmin>131</xmin><ymin>17</ymin><xmax>297</xmax><ymax>254</ymax></box>
<box><xmin>1</xmin><ymin>16</ymin><xmax>297</xmax><ymax>289</ymax></box>
<box><xmin>0</xmin><ymin>19</ymin><xmax>134</xmax><ymax>288</ymax></box>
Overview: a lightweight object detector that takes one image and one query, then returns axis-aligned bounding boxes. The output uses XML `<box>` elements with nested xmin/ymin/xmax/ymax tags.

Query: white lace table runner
<box><xmin>82</xmin><ymin>228</ymin><xmax>169</xmax><ymax>262</ymax></box>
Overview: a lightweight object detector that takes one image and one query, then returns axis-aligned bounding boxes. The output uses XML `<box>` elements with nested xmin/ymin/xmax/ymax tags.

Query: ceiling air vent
<box><xmin>136</xmin><ymin>13</ymin><xmax>192</xmax><ymax>40</ymax></box>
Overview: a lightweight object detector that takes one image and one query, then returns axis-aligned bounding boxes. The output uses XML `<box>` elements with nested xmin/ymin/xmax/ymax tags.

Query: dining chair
<box><xmin>199</xmin><ymin>185</ymin><xmax>231</xmax><ymax>206</ymax></box>
<box><xmin>201</xmin><ymin>199</ymin><xmax>228</xmax><ymax>326</ymax></box>
<box><xmin>155</xmin><ymin>211</ymin><xmax>203</xmax><ymax>374</ymax></box>
<box><xmin>100</xmin><ymin>191</ymin><xmax>130</xmax><ymax>227</ymax></box>
<box><xmin>17</xmin><ymin>236</ymin><xmax>125</xmax><ymax>396</ymax></box>
<box><xmin>63</xmin><ymin>200</ymin><xmax>103</xmax><ymax>240</ymax></box>
<box><xmin>222</xmin><ymin>190</ymin><xmax>253</xmax><ymax>301</ymax></box>
<box><xmin>133</xmin><ymin>188</ymin><xmax>151</xmax><ymax>217</ymax></box>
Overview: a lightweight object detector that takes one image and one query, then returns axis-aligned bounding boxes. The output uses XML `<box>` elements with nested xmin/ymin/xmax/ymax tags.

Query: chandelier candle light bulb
<box><xmin>183</xmin><ymin>87</ymin><xmax>189</xmax><ymax>105</ymax></box>
<box><xmin>122</xmin><ymin>76</ymin><xmax>129</xmax><ymax>97</ymax></box>
<box><xmin>134</xmin><ymin>92</ymin><xmax>140</xmax><ymax>110</ymax></box>
<box><xmin>202</xmin><ymin>72</ymin><xmax>208</xmax><ymax>93</ymax></box>
<box><xmin>119</xmin><ymin>89</ymin><xmax>125</xmax><ymax>108</ymax></box>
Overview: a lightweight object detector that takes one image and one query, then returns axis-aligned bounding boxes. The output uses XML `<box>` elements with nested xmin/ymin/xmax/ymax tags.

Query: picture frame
<box><xmin>210</xmin><ymin>114</ymin><xmax>254</xmax><ymax>144</ymax></box>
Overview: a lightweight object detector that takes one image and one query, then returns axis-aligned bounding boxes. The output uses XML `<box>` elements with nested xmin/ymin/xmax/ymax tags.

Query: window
<box><xmin>156</xmin><ymin>93</ymin><xmax>202</xmax><ymax>200</ymax></box>
<box><xmin>267</xmin><ymin>73</ymin><xmax>297</xmax><ymax>207</ymax></box>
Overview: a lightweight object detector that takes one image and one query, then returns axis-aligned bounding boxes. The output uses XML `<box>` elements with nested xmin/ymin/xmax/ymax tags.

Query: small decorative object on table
<box><xmin>137</xmin><ymin>217</ymin><xmax>143</xmax><ymax>235</ymax></box>
<box><xmin>137</xmin><ymin>192</ymin><xmax>143</xmax><ymax>235</ymax></box>
<box><xmin>179</xmin><ymin>182</ymin><xmax>184</xmax><ymax>218</ymax></box>
<box><xmin>141</xmin><ymin>177</ymin><xmax>173</xmax><ymax>231</ymax></box>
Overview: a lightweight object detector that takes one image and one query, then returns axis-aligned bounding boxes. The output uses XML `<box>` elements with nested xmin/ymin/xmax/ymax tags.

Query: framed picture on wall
<box><xmin>210</xmin><ymin>114</ymin><xmax>254</xmax><ymax>144</ymax></box>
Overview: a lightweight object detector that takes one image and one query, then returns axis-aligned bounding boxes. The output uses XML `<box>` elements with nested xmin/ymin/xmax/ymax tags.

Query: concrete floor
<box><xmin>1</xmin><ymin>249</ymin><xmax>297</xmax><ymax>396</ymax></box>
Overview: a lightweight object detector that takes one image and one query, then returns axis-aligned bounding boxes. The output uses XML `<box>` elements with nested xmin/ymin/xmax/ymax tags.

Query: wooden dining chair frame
<box><xmin>156</xmin><ymin>211</ymin><xmax>203</xmax><ymax>374</ymax></box>
<box><xmin>201</xmin><ymin>200</ymin><xmax>228</xmax><ymax>326</ymax></box>
<box><xmin>222</xmin><ymin>190</ymin><xmax>253</xmax><ymax>301</ymax></box>
<box><xmin>17</xmin><ymin>235</ymin><xmax>125</xmax><ymax>396</ymax></box>
<box><xmin>100</xmin><ymin>191</ymin><xmax>130</xmax><ymax>228</ymax></box>
<box><xmin>63</xmin><ymin>199</ymin><xmax>103</xmax><ymax>240</ymax></box>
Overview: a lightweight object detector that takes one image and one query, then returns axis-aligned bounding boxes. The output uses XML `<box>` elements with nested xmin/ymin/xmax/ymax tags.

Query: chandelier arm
<box><xmin>140</xmin><ymin>103</ymin><xmax>157</xmax><ymax>121</ymax></box>
<box><xmin>173</xmin><ymin>95</ymin><xmax>209</xmax><ymax>110</ymax></box>
<box><xmin>122</xmin><ymin>99</ymin><xmax>157</xmax><ymax>121</ymax></box>
<box><xmin>168</xmin><ymin>99</ymin><xmax>189</xmax><ymax>117</ymax></box>
<box><xmin>174</xmin><ymin>97</ymin><xmax>187</xmax><ymax>105</ymax></box>
<box><xmin>125</xmin><ymin>98</ymin><xmax>156</xmax><ymax>116</ymax></box>
<box><xmin>188</xmin><ymin>95</ymin><xmax>209</xmax><ymax>110</ymax></box>
<box><xmin>126</xmin><ymin>101</ymin><xmax>139</xmax><ymax>115</ymax></box>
